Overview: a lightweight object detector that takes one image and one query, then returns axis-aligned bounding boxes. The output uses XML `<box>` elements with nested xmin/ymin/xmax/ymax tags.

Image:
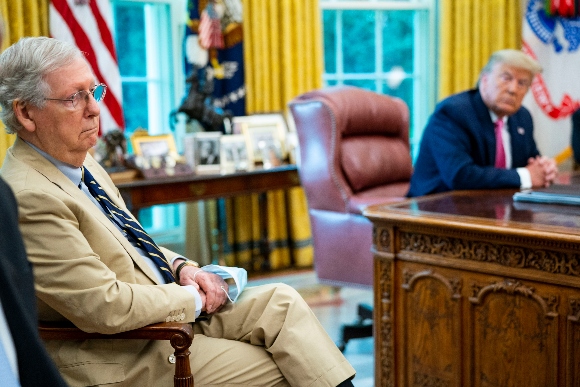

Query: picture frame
<box><xmin>131</xmin><ymin>133</ymin><xmax>177</xmax><ymax>158</ymax></box>
<box><xmin>220</xmin><ymin>134</ymin><xmax>250</xmax><ymax>172</ymax></box>
<box><xmin>183</xmin><ymin>132</ymin><xmax>222</xmax><ymax>173</ymax></box>
<box><xmin>232</xmin><ymin>113</ymin><xmax>288</xmax><ymax>162</ymax></box>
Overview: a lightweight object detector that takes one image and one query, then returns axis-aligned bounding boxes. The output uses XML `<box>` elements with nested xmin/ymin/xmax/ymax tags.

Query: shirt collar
<box><xmin>23</xmin><ymin>141</ymin><xmax>83</xmax><ymax>187</ymax></box>
<box><xmin>489</xmin><ymin>111</ymin><xmax>507</xmax><ymax>126</ymax></box>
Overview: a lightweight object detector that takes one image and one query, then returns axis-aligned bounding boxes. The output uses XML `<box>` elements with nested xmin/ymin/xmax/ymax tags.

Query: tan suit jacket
<box><xmin>1</xmin><ymin>138</ymin><xmax>196</xmax><ymax>385</ymax></box>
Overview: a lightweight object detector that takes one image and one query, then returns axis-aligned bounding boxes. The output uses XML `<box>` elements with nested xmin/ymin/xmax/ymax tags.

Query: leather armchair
<box><xmin>289</xmin><ymin>85</ymin><xmax>412</xmax><ymax>287</ymax></box>
<box><xmin>289</xmin><ymin>86</ymin><xmax>412</xmax><ymax>348</ymax></box>
<box><xmin>39</xmin><ymin>321</ymin><xmax>194</xmax><ymax>387</ymax></box>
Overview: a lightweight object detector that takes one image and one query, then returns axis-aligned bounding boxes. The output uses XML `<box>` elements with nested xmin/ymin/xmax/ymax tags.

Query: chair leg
<box><xmin>337</xmin><ymin>303</ymin><xmax>373</xmax><ymax>352</ymax></box>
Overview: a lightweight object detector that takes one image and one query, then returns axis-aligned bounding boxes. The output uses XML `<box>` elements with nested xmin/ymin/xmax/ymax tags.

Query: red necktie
<box><xmin>494</xmin><ymin>119</ymin><xmax>506</xmax><ymax>168</ymax></box>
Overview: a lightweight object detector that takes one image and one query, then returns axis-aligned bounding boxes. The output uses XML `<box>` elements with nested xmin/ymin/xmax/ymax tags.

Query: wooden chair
<box><xmin>39</xmin><ymin>321</ymin><xmax>194</xmax><ymax>387</ymax></box>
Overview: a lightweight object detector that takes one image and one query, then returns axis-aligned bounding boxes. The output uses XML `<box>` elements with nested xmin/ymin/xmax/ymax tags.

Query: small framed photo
<box><xmin>232</xmin><ymin>113</ymin><xmax>288</xmax><ymax>161</ymax></box>
<box><xmin>131</xmin><ymin>133</ymin><xmax>177</xmax><ymax>158</ymax></box>
<box><xmin>220</xmin><ymin>134</ymin><xmax>249</xmax><ymax>172</ymax></box>
<box><xmin>184</xmin><ymin>132</ymin><xmax>222</xmax><ymax>173</ymax></box>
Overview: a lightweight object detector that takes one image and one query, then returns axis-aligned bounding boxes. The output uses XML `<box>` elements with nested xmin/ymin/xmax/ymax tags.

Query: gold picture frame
<box><xmin>131</xmin><ymin>133</ymin><xmax>178</xmax><ymax>158</ymax></box>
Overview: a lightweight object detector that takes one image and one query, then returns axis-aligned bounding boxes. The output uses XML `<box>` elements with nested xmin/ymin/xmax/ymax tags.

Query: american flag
<box><xmin>198</xmin><ymin>3</ymin><xmax>224</xmax><ymax>50</ymax></box>
<box><xmin>49</xmin><ymin>0</ymin><xmax>125</xmax><ymax>133</ymax></box>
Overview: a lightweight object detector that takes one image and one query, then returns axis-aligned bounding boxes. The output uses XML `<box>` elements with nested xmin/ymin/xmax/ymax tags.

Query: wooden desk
<box><xmin>115</xmin><ymin>164</ymin><xmax>300</xmax><ymax>211</ymax></box>
<box><xmin>364</xmin><ymin>190</ymin><xmax>580</xmax><ymax>387</ymax></box>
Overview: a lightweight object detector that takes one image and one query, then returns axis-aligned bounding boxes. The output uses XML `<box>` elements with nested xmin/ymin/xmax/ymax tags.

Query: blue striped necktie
<box><xmin>82</xmin><ymin>167</ymin><xmax>175</xmax><ymax>283</ymax></box>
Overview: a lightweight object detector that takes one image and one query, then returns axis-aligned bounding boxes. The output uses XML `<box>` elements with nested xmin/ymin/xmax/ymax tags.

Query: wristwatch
<box><xmin>175</xmin><ymin>259</ymin><xmax>200</xmax><ymax>283</ymax></box>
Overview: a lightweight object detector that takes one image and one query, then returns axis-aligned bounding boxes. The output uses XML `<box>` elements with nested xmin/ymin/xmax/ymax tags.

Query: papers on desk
<box><xmin>513</xmin><ymin>184</ymin><xmax>580</xmax><ymax>206</ymax></box>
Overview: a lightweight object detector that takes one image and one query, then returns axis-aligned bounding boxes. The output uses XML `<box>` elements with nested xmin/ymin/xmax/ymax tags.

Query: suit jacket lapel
<box><xmin>11</xmin><ymin>139</ymin><xmax>162</xmax><ymax>284</ymax></box>
<box><xmin>472</xmin><ymin>91</ymin><xmax>496</xmax><ymax>165</ymax></box>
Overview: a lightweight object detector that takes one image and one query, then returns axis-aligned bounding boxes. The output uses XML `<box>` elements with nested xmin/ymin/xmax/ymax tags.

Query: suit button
<box><xmin>165</xmin><ymin>316</ymin><xmax>171</xmax><ymax>322</ymax></box>
<box><xmin>180</xmin><ymin>313</ymin><xmax>185</xmax><ymax>320</ymax></box>
<box><xmin>168</xmin><ymin>354</ymin><xmax>176</xmax><ymax>364</ymax></box>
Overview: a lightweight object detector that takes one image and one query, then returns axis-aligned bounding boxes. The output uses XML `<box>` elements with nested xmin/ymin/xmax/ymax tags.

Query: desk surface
<box><xmin>116</xmin><ymin>164</ymin><xmax>300</xmax><ymax>210</ymax></box>
<box><xmin>365</xmin><ymin>188</ymin><xmax>580</xmax><ymax>240</ymax></box>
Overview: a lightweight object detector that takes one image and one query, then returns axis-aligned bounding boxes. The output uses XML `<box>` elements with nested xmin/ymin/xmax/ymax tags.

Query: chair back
<box><xmin>289</xmin><ymin>85</ymin><xmax>412</xmax><ymax>214</ymax></box>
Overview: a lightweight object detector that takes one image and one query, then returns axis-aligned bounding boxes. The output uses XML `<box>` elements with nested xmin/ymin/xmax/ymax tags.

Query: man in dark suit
<box><xmin>0</xmin><ymin>177</ymin><xmax>68</xmax><ymax>387</ymax></box>
<box><xmin>408</xmin><ymin>49</ymin><xmax>558</xmax><ymax>197</ymax></box>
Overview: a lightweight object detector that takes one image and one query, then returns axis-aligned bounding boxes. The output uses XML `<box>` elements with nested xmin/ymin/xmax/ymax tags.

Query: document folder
<box><xmin>513</xmin><ymin>184</ymin><xmax>580</xmax><ymax>206</ymax></box>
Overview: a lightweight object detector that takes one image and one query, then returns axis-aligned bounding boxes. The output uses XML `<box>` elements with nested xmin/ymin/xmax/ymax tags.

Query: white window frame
<box><xmin>319</xmin><ymin>0</ymin><xmax>438</xmax><ymax>161</ymax></box>
<box><xmin>111</xmin><ymin>0</ymin><xmax>187</xmax><ymax>237</ymax></box>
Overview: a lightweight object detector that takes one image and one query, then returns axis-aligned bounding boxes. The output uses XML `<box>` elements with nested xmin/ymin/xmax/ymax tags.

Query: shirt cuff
<box><xmin>170</xmin><ymin>256</ymin><xmax>186</xmax><ymax>265</ymax></box>
<box><xmin>517</xmin><ymin>167</ymin><xmax>532</xmax><ymax>189</ymax></box>
<box><xmin>182</xmin><ymin>285</ymin><xmax>202</xmax><ymax>318</ymax></box>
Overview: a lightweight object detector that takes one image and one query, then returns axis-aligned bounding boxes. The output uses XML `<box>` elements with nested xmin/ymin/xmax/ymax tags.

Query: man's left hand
<box><xmin>178</xmin><ymin>266</ymin><xmax>229</xmax><ymax>314</ymax></box>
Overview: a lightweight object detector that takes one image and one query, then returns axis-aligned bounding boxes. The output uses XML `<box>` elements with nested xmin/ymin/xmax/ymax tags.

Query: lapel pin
<box><xmin>517</xmin><ymin>127</ymin><xmax>525</xmax><ymax>135</ymax></box>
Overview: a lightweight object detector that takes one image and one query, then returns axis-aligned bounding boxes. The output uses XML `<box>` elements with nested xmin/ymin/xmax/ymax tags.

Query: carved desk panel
<box><xmin>365</xmin><ymin>190</ymin><xmax>580</xmax><ymax>387</ymax></box>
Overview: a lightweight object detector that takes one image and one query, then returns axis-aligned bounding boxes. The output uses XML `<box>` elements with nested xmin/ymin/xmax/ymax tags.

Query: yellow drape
<box><xmin>439</xmin><ymin>0</ymin><xmax>522</xmax><ymax>99</ymax></box>
<box><xmin>222</xmin><ymin>0</ymin><xmax>322</xmax><ymax>271</ymax></box>
<box><xmin>0</xmin><ymin>0</ymin><xmax>49</xmax><ymax>167</ymax></box>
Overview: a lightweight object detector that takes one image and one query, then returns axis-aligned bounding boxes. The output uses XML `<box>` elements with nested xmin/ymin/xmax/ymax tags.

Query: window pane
<box><xmin>114</xmin><ymin>3</ymin><xmax>147</xmax><ymax>77</ymax></box>
<box><xmin>122</xmin><ymin>82</ymin><xmax>149</xmax><ymax>136</ymax></box>
<box><xmin>381</xmin><ymin>11</ymin><xmax>415</xmax><ymax>73</ymax></box>
<box><xmin>322</xmin><ymin>10</ymin><xmax>336</xmax><ymax>73</ymax></box>
<box><xmin>342</xmin><ymin>10</ymin><xmax>375</xmax><ymax>73</ymax></box>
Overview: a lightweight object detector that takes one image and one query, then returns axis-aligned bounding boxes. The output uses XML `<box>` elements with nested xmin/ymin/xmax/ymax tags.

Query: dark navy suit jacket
<box><xmin>0</xmin><ymin>177</ymin><xmax>68</xmax><ymax>387</ymax></box>
<box><xmin>407</xmin><ymin>89</ymin><xmax>540</xmax><ymax>197</ymax></box>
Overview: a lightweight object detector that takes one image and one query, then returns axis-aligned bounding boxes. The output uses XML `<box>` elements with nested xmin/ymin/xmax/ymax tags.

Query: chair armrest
<box><xmin>39</xmin><ymin>321</ymin><xmax>194</xmax><ymax>387</ymax></box>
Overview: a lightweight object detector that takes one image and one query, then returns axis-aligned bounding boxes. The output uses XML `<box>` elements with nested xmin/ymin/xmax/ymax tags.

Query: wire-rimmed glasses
<box><xmin>44</xmin><ymin>83</ymin><xmax>107</xmax><ymax>109</ymax></box>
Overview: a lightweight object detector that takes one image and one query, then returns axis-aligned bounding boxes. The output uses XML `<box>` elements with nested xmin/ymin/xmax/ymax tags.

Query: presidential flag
<box><xmin>522</xmin><ymin>0</ymin><xmax>580</xmax><ymax>159</ymax></box>
<box><xmin>49</xmin><ymin>0</ymin><xmax>125</xmax><ymax>133</ymax></box>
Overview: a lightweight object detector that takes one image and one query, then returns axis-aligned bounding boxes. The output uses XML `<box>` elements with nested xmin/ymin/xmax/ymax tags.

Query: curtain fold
<box><xmin>439</xmin><ymin>0</ymin><xmax>522</xmax><ymax>99</ymax></box>
<box><xmin>222</xmin><ymin>0</ymin><xmax>322</xmax><ymax>271</ymax></box>
<box><xmin>0</xmin><ymin>0</ymin><xmax>49</xmax><ymax>167</ymax></box>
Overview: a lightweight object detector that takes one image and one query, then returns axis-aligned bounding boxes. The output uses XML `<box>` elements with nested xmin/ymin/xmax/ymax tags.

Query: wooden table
<box><xmin>364</xmin><ymin>189</ymin><xmax>580</xmax><ymax>387</ymax></box>
<box><xmin>115</xmin><ymin>164</ymin><xmax>300</xmax><ymax>211</ymax></box>
<box><xmin>115</xmin><ymin>165</ymin><xmax>301</xmax><ymax>269</ymax></box>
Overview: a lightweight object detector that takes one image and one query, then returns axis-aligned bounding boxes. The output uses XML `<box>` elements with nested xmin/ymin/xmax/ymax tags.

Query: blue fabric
<box><xmin>82</xmin><ymin>167</ymin><xmax>175</xmax><ymax>283</ymax></box>
<box><xmin>0</xmin><ymin>339</ymin><xmax>20</xmax><ymax>387</ymax></box>
<box><xmin>408</xmin><ymin>89</ymin><xmax>540</xmax><ymax>197</ymax></box>
<box><xmin>184</xmin><ymin>1</ymin><xmax>246</xmax><ymax>117</ymax></box>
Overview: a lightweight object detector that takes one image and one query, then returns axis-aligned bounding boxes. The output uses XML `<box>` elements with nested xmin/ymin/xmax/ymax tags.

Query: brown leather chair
<box><xmin>39</xmin><ymin>321</ymin><xmax>194</xmax><ymax>387</ymax></box>
<box><xmin>289</xmin><ymin>85</ymin><xmax>412</xmax><ymax>348</ymax></box>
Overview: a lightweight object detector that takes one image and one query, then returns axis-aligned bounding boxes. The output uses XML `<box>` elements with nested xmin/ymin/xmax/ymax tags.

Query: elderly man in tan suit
<box><xmin>0</xmin><ymin>37</ymin><xmax>355</xmax><ymax>387</ymax></box>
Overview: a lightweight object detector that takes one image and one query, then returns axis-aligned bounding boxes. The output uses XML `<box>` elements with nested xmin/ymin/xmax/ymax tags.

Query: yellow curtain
<box><xmin>0</xmin><ymin>0</ymin><xmax>49</xmax><ymax>167</ymax></box>
<box><xmin>222</xmin><ymin>0</ymin><xmax>321</xmax><ymax>271</ymax></box>
<box><xmin>439</xmin><ymin>0</ymin><xmax>522</xmax><ymax>98</ymax></box>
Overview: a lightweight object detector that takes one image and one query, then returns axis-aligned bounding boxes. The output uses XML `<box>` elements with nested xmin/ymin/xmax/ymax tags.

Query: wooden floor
<box><xmin>248</xmin><ymin>269</ymin><xmax>374</xmax><ymax>387</ymax></box>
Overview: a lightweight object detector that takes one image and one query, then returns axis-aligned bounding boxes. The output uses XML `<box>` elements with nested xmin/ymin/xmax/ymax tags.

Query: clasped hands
<box><xmin>526</xmin><ymin>155</ymin><xmax>558</xmax><ymax>188</ymax></box>
<box><xmin>177</xmin><ymin>265</ymin><xmax>229</xmax><ymax>314</ymax></box>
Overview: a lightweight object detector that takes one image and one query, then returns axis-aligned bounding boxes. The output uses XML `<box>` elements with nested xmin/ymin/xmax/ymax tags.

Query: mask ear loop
<box><xmin>221</xmin><ymin>286</ymin><xmax>234</xmax><ymax>303</ymax></box>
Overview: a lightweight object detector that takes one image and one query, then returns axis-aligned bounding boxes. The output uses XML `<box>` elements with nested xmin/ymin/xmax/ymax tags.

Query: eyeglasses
<box><xmin>44</xmin><ymin>83</ymin><xmax>107</xmax><ymax>109</ymax></box>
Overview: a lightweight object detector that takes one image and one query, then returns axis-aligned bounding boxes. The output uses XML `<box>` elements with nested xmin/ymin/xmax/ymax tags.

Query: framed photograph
<box><xmin>232</xmin><ymin>113</ymin><xmax>288</xmax><ymax>162</ymax></box>
<box><xmin>184</xmin><ymin>132</ymin><xmax>222</xmax><ymax>173</ymax></box>
<box><xmin>220</xmin><ymin>134</ymin><xmax>249</xmax><ymax>172</ymax></box>
<box><xmin>131</xmin><ymin>133</ymin><xmax>177</xmax><ymax>158</ymax></box>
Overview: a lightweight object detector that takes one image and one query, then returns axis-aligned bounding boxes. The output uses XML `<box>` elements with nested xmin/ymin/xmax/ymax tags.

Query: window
<box><xmin>320</xmin><ymin>0</ymin><xmax>438</xmax><ymax>160</ymax></box>
<box><xmin>111</xmin><ymin>0</ymin><xmax>186</xmax><ymax>239</ymax></box>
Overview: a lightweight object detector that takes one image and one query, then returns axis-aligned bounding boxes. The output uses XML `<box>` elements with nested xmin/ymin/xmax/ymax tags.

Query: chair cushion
<box><xmin>347</xmin><ymin>182</ymin><xmax>410</xmax><ymax>214</ymax></box>
<box><xmin>341</xmin><ymin>135</ymin><xmax>412</xmax><ymax>193</ymax></box>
